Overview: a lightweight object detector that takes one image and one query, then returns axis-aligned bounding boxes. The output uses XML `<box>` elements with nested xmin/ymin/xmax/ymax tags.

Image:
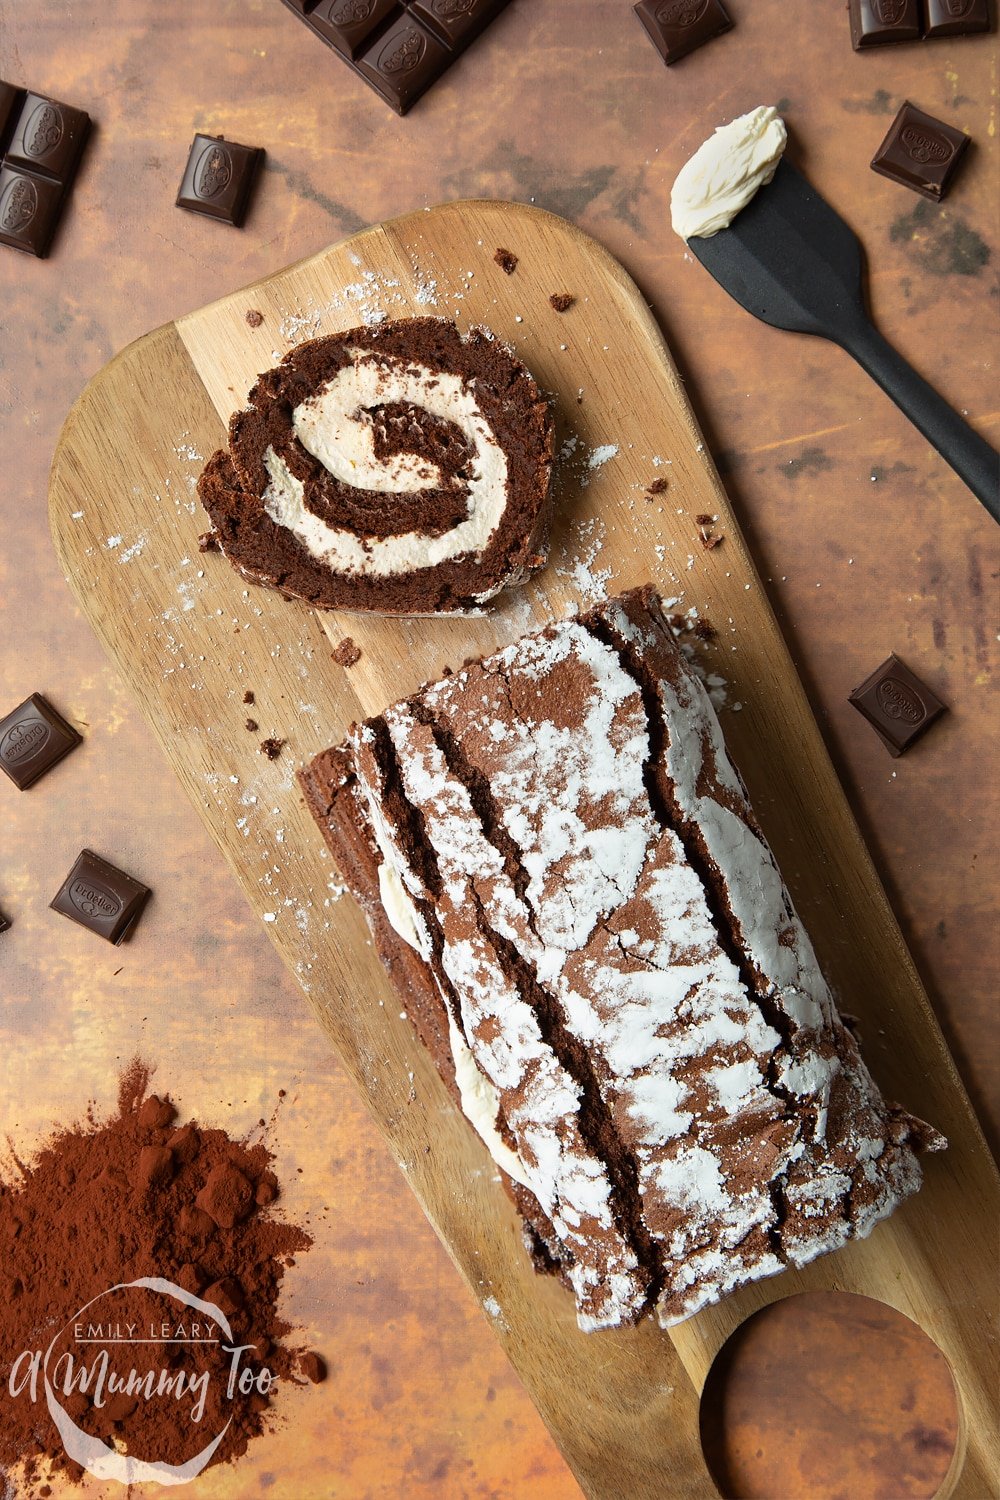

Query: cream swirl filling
<box><xmin>261</xmin><ymin>348</ymin><xmax>509</xmax><ymax>578</ymax></box>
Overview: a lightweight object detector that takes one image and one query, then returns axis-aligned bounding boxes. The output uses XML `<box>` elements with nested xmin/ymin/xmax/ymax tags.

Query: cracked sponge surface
<box><xmin>299</xmin><ymin>587</ymin><xmax>945</xmax><ymax>1330</ymax></box>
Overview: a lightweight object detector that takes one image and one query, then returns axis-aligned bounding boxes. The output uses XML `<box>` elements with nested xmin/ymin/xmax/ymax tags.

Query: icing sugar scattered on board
<box><xmin>555</xmin><ymin>518</ymin><xmax>614</xmax><ymax>604</ymax></box>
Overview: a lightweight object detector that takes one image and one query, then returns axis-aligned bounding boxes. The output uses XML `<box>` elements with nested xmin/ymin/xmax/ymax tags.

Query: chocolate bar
<box><xmin>923</xmin><ymin>0</ymin><xmax>991</xmax><ymax>36</ymax></box>
<box><xmin>634</xmin><ymin>0</ymin><xmax>734</xmax><ymax>65</ymax></box>
<box><xmin>176</xmin><ymin>135</ymin><xmax>263</xmax><ymax>226</ymax></box>
<box><xmin>0</xmin><ymin>693</ymin><xmax>82</xmax><ymax>790</ymax></box>
<box><xmin>871</xmin><ymin>102</ymin><xmax>970</xmax><ymax>201</ymax></box>
<box><xmin>279</xmin><ymin>0</ymin><xmax>512</xmax><ymax>115</ymax></box>
<box><xmin>848</xmin><ymin>654</ymin><xmax>947</xmax><ymax>756</ymax></box>
<box><xmin>0</xmin><ymin>82</ymin><xmax>90</xmax><ymax>257</ymax></box>
<box><xmin>50</xmin><ymin>849</ymin><xmax>151</xmax><ymax>945</ymax></box>
<box><xmin>848</xmin><ymin>0</ymin><xmax>922</xmax><ymax>47</ymax></box>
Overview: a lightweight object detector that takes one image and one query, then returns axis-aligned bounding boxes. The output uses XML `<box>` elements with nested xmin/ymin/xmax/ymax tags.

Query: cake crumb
<box><xmin>260</xmin><ymin>738</ymin><xmax>285</xmax><ymax>760</ymax></box>
<box><xmin>493</xmin><ymin>248</ymin><xmax>518</xmax><ymax>274</ymax></box>
<box><xmin>245</xmin><ymin>718</ymin><xmax>259</xmax><ymax>732</ymax></box>
<box><xmin>549</xmin><ymin>292</ymin><xmax>575</xmax><ymax>312</ymax></box>
<box><xmin>198</xmin><ymin>530</ymin><xmax>219</xmax><ymax>553</ymax></box>
<box><xmin>646</xmin><ymin>477</ymin><xmax>669</xmax><ymax>497</ymax></box>
<box><xmin>243</xmin><ymin>690</ymin><xmax>255</xmax><ymax>704</ymax></box>
<box><xmin>696</xmin><ymin>514</ymin><xmax>724</xmax><ymax>550</ymax></box>
<box><xmin>245</xmin><ymin>309</ymin><xmax>265</xmax><ymax>328</ymax></box>
<box><xmin>332</xmin><ymin>637</ymin><xmax>363</xmax><ymax>667</ymax></box>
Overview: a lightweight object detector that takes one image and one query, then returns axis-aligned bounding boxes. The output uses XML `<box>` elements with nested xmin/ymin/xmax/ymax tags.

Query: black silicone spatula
<box><xmin>688</xmin><ymin>158</ymin><xmax>999</xmax><ymax>522</ymax></box>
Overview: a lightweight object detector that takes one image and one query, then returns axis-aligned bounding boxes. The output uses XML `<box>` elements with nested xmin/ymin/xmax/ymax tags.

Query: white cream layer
<box><xmin>670</xmin><ymin>105</ymin><xmax>787</xmax><ymax>241</ymax></box>
<box><xmin>368</xmin><ymin>802</ymin><xmax>532</xmax><ymax>1190</ymax></box>
<box><xmin>261</xmin><ymin>348</ymin><xmax>509</xmax><ymax>579</ymax></box>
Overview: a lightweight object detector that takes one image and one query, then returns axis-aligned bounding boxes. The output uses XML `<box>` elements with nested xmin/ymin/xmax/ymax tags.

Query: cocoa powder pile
<box><xmin>0</xmin><ymin>1060</ymin><xmax>322</xmax><ymax>1494</ymax></box>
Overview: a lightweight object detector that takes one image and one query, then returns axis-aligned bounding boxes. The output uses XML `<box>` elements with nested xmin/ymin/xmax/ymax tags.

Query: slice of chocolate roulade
<box><xmin>197</xmin><ymin>317</ymin><xmax>555</xmax><ymax>615</ymax></box>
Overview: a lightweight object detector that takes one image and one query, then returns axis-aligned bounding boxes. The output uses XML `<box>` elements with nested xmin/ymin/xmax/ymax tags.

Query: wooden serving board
<box><xmin>50</xmin><ymin>201</ymin><xmax>998</xmax><ymax>1499</ymax></box>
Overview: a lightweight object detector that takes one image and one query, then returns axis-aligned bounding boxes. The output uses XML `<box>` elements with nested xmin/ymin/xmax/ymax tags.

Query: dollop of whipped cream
<box><xmin>670</xmin><ymin>105</ymin><xmax>787</xmax><ymax>241</ymax></box>
<box><xmin>262</xmin><ymin>347</ymin><xmax>508</xmax><ymax>582</ymax></box>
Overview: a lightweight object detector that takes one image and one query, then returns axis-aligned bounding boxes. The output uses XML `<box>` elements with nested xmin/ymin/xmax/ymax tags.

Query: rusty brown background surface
<box><xmin>0</xmin><ymin>1</ymin><xmax>996</xmax><ymax>1497</ymax></box>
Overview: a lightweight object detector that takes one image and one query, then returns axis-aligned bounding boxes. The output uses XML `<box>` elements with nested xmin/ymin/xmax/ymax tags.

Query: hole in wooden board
<box><xmin>699</xmin><ymin>1290</ymin><xmax>960</xmax><ymax>1500</ymax></box>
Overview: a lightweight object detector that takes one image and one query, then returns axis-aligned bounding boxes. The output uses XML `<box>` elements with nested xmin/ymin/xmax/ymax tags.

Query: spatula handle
<box><xmin>841</xmin><ymin>320</ymin><xmax>999</xmax><ymax>522</ymax></box>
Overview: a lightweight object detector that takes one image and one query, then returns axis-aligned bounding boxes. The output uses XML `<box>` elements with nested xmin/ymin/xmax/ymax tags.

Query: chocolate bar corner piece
<box><xmin>870</xmin><ymin>102</ymin><xmax>970</xmax><ymax>201</ymax></box>
<box><xmin>634</xmin><ymin>0</ymin><xmax>734</xmax><ymax>65</ymax></box>
<box><xmin>848</xmin><ymin>654</ymin><xmax>947</xmax><ymax>756</ymax></box>
<box><xmin>0</xmin><ymin>693</ymin><xmax>82</xmax><ymax>788</ymax></box>
<box><xmin>848</xmin><ymin>0</ymin><xmax>922</xmax><ymax>48</ymax></box>
<box><xmin>176</xmin><ymin>134</ymin><xmax>264</xmax><ymax>226</ymax></box>
<box><xmin>50</xmin><ymin>849</ymin><xmax>151</xmax><ymax>945</ymax></box>
<box><xmin>285</xmin><ymin>0</ymin><xmax>513</xmax><ymax>114</ymax></box>
<box><xmin>922</xmin><ymin>0</ymin><xmax>991</xmax><ymax>38</ymax></box>
<box><xmin>356</xmin><ymin>14</ymin><xmax>452</xmax><ymax>113</ymax></box>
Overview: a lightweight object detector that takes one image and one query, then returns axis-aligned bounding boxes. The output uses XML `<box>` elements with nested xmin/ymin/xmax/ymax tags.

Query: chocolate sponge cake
<box><xmin>198</xmin><ymin>318</ymin><xmax>554</xmax><ymax>614</ymax></box>
<box><xmin>300</xmin><ymin>588</ymin><xmax>944</xmax><ymax>1330</ymax></box>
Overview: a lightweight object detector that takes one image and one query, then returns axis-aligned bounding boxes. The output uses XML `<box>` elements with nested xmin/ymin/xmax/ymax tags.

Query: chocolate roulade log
<box><xmin>299</xmin><ymin>587</ymin><xmax>945</xmax><ymax>1331</ymax></box>
<box><xmin>197</xmin><ymin>317</ymin><xmax>555</xmax><ymax>614</ymax></box>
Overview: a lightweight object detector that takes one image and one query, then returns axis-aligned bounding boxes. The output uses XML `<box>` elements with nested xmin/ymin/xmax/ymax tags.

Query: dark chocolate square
<box><xmin>4</xmin><ymin>91</ymin><xmax>90</xmax><ymax>182</ymax></box>
<box><xmin>0</xmin><ymin>81</ymin><xmax>26</xmax><ymax>154</ymax></box>
<box><xmin>308</xmin><ymin>0</ymin><xmax>401</xmax><ymax>58</ymax></box>
<box><xmin>408</xmin><ymin>0</ymin><xmax>506</xmax><ymax>49</ymax></box>
<box><xmin>923</xmin><ymin>0</ymin><xmax>991</xmax><ymax>36</ymax></box>
<box><xmin>176</xmin><ymin>135</ymin><xmax>263</xmax><ymax>226</ymax></box>
<box><xmin>634</xmin><ymin>0</ymin><xmax>733</xmax><ymax>64</ymax></box>
<box><xmin>356</xmin><ymin>14</ymin><xmax>451</xmax><ymax>113</ymax></box>
<box><xmin>50</xmin><ymin>849</ymin><xmax>151</xmax><ymax>945</ymax></box>
<box><xmin>871</xmin><ymin>102</ymin><xmax>970</xmax><ymax>201</ymax></box>
<box><xmin>848</xmin><ymin>0</ymin><xmax>922</xmax><ymax>47</ymax></box>
<box><xmin>0</xmin><ymin>166</ymin><xmax>67</xmax><ymax>257</ymax></box>
<box><xmin>848</xmin><ymin>654</ymin><xmax>947</xmax><ymax>756</ymax></box>
<box><xmin>0</xmin><ymin>693</ymin><xmax>81</xmax><ymax>788</ymax></box>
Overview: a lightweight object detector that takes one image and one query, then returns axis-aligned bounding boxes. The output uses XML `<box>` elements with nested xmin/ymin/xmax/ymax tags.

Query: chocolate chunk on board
<box><xmin>50</xmin><ymin>849</ymin><xmax>151</xmax><ymax>944</ymax></box>
<box><xmin>176</xmin><ymin>135</ymin><xmax>263</xmax><ymax>227</ymax></box>
<box><xmin>848</xmin><ymin>0</ymin><xmax>922</xmax><ymax>47</ymax></box>
<box><xmin>0</xmin><ymin>82</ymin><xmax>90</xmax><ymax>257</ymax></box>
<box><xmin>870</xmin><ymin>103</ymin><xmax>970</xmax><ymax>201</ymax></box>
<box><xmin>279</xmin><ymin>0</ymin><xmax>512</xmax><ymax>116</ymax></box>
<box><xmin>923</xmin><ymin>0</ymin><xmax>991</xmax><ymax>36</ymax></box>
<box><xmin>634</xmin><ymin>0</ymin><xmax>734</xmax><ymax>64</ymax></box>
<box><xmin>0</xmin><ymin>693</ymin><xmax>82</xmax><ymax>790</ymax></box>
<box><xmin>848</xmin><ymin>654</ymin><xmax>947</xmax><ymax>756</ymax></box>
